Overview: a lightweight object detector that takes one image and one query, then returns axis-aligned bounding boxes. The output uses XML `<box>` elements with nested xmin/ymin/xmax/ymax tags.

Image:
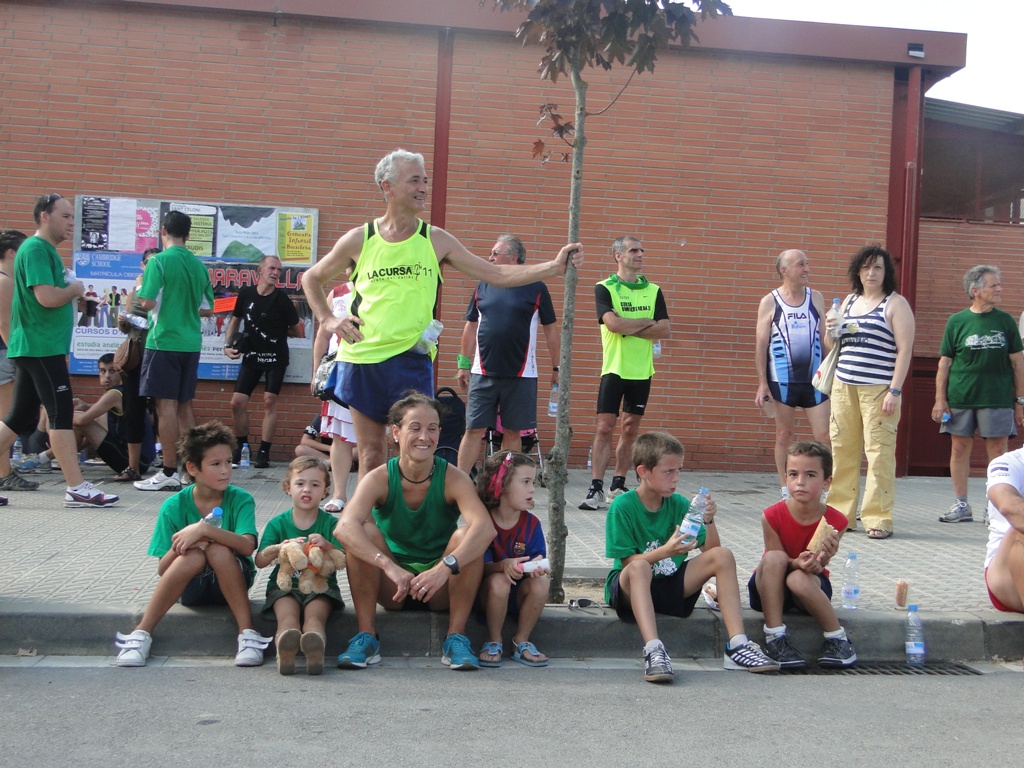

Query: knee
<box><xmin>484</xmin><ymin>574</ymin><xmax>511</xmax><ymax>600</ymax></box>
<box><xmin>706</xmin><ymin>546</ymin><xmax>736</xmax><ymax>570</ymax></box>
<box><xmin>622</xmin><ymin>558</ymin><xmax>652</xmax><ymax>584</ymax></box>
<box><xmin>760</xmin><ymin>549</ymin><xmax>787</xmax><ymax>572</ymax></box>
<box><xmin>263</xmin><ymin>393</ymin><xmax>278</xmax><ymax>410</ymax></box>
<box><xmin>523</xmin><ymin>574</ymin><xmax>550</xmax><ymax>597</ymax></box>
<box><xmin>230</xmin><ymin>394</ymin><xmax>248</xmax><ymax>410</ymax></box>
<box><xmin>595</xmin><ymin>419</ymin><xmax>615</xmax><ymax>439</ymax></box>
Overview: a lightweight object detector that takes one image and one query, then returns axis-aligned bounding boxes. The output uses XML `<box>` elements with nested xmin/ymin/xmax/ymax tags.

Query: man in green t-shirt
<box><xmin>134</xmin><ymin>211</ymin><xmax>215</xmax><ymax>492</ymax></box>
<box><xmin>934</xmin><ymin>265</ymin><xmax>1024</xmax><ymax>524</ymax></box>
<box><xmin>0</xmin><ymin>194</ymin><xmax>118</xmax><ymax>508</ymax></box>
<box><xmin>580</xmin><ymin>236</ymin><xmax>670</xmax><ymax>510</ymax></box>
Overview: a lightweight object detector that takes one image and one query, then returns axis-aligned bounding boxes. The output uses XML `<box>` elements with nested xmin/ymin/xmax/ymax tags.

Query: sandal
<box><xmin>867</xmin><ymin>528</ymin><xmax>893</xmax><ymax>540</ymax></box>
<box><xmin>113</xmin><ymin>468</ymin><xmax>142</xmax><ymax>482</ymax></box>
<box><xmin>479</xmin><ymin>641</ymin><xmax>503</xmax><ymax>668</ymax></box>
<box><xmin>324</xmin><ymin>498</ymin><xmax>345</xmax><ymax>513</ymax></box>
<box><xmin>512</xmin><ymin>640</ymin><xmax>549</xmax><ymax>667</ymax></box>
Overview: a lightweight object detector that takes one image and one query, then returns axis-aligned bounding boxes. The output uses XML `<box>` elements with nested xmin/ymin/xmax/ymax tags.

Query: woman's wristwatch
<box><xmin>888</xmin><ymin>387</ymin><xmax>902</xmax><ymax>397</ymax></box>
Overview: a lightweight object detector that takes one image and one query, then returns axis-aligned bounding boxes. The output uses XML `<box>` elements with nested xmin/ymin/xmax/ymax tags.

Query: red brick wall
<box><xmin>2</xmin><ymin>1</ymin><xmax>898</xmax><ymax>471</ymax></box>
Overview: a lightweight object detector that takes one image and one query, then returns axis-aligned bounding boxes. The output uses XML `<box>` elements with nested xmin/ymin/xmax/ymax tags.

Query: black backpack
<box><xmin>434</xmin><ymin>386</ymin><xmax>466</xmax><ymax>465</ymax></box>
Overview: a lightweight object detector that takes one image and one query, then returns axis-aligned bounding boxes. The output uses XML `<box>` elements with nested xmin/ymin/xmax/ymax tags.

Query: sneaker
<box><xmin>765</xmin><ymin>634</ymin><xmax>806</xmax><ymax>669</ymax></box>
<box><xmin>724</xmin><ymin>640</ymin><xmax>780</xmax><ymax>672</ymax></box>
<box><xmin>114</xmin><ymin>629</ymin><xmax>152</xmax><ymax>667</ymax></box>
<box><xmin>12</xmin><ymin>453</ymin><xmax>52</xmax><ymax>474</ymax></box>
<box><xmin>337</xmin><ymin>632</ymin><xmax>381</xmax><ymax>669</ymax></box>
<box><xmin>253</xmin><ymin>450</ymin><xmax>270</xmax><ymax>469</ymax></box>
<box><xmin>608</xmin><ymin>480</ymin><xmax>629</xmax><ymax>499</ymax></box>
<box><xmin>939</xmin><ymin>500</ymin><xmax>972</xmax><ymax>523</ymax></box>
<box><xmin>441</xmin><ymin>633</ymin><xmax>480</xmax><ymax>671</ymax></box>
<box><xmin>818</xmin><ymin>636</ymin><xmax>857</xmax><ymax>667</ymax></box>
<box><xmin>234</xmin><ymin>629</ymin><xmax>272</xmax><ymax>667</ymax></box>
<box><xmin>579</xmin><ymin>486</ymin><xmax>605</xmax><ymax>510</ymax></box>
<box><xmin>133</xmin><ymin>471</ymin><xmax>182</xmax><ymax>492</ymax></box>
<box><xmin>300</xmin><ymin>631</ymin><xmax>326</xmax><ymax>676</ymax></box>
<box><xmin>644</xmin><ymin>643</ymin><xmax>674</xmax><ymax>683</ymax></box>
<box><xmin>275</xmin><ymin>628</ymin><xmax>301</xmax><ymax>676</ymax></box>
<box><xmin>0</xmin><ymin>470</ymin><xmax>39</xmax><ymax>491</ymax></box>
<box><xmin>65</xmin><ymin>482</ymin><xmax>119</xmax><ymax>508</ymax></box>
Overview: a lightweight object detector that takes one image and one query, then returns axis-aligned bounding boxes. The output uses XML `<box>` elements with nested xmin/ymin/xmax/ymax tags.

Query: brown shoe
<box><xmin>300</xmin><ymin>631</ymin><xmax>326</xmax><ymax>676</ymax></box>
<box><xmin>275</xmin><ymin>628</ymin><xmax>301</xmax><ymax>675</ymax></box>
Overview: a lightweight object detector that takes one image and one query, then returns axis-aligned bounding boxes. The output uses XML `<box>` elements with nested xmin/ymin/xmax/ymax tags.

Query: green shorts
<box><xmin>261</xmin><ymin>585</ymin><xmax>344</xmax><ymax>620</ymax></box>
<box><xmin>392</xmin><ymin>555</ymin><xmax>441</xmax><ymax>575</ymax></box>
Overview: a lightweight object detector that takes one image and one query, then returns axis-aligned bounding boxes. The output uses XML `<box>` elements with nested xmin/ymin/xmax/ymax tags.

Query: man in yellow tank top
<box><xmin>302</xmin><ymin>149</ymin><xmax>583</xmax><ymax>478</ymax></box>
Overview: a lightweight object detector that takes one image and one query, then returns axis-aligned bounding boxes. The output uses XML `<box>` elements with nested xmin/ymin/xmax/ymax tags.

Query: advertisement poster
<box><xmin>71</xmin><ymin>196</ymin><xmax>318</xmax><ymax>382</ymax></box>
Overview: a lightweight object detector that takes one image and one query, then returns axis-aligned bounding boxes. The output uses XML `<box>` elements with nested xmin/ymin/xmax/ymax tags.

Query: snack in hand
<box><xmin>807</xmin><ymin>516</ymin><xmax>838</xmax><ymax>554</ymax></box>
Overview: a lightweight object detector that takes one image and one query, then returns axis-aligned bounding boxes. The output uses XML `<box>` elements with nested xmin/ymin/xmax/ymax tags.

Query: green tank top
<box><xmin>372</xmin><ymin>456</ymin><xmax>459</xmax><ymax>563</ymax></box>
<box><xmin>599</xmin><ymin>274</ymin><xmax>660</xmax><ymax>379</ymax></box>
<box><xmin>341</xmin><ymin>219</ymin><xmax>441</xmax><ymax>364</ymax></box>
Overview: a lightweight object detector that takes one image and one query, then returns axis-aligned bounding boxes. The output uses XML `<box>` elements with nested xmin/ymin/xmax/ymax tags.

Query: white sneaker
<box><xmin>134</xmin><ymin>471</ymin><xmax>182</xmax><ymax>491</ymax></box>
<box><xmin>115</xmin><ymin>630</ymin><xmax>152</xmax><ymax>667</ymax></box>
<box><xmin>235</xmin><ymin>629</ymin><xmax>273</xmax><ymax>667</ymax></box>
<box><xmin>65</xmin><ymin>482</ymin><xmax>119</xmax><ymax>508</ymax></box>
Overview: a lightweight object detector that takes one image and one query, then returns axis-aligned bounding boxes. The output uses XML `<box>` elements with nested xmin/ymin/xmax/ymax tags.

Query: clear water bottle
<box><xmin>841</xmin><ymin>553</ymin><xmax>861</xmax><ymax>609</ymax></box>
<box><xmin>587</xmin><ymin>446</ymin><xmax>592</xmax><ymax>470</ymax></box>
<box><xmin>653</xmin><ymin>341</ymin><xmax>662</xmax><ymax>358</ymax></box>
<box><xmin>905</xmin><ymin>604</ymin><xmax>926</xmax><ymax>666</ymax></box>
<box><xmin>11</xmin><ymin>437</ymin><xmax>23</xmax><ymax>462</ymax></box>
<box><xmin>547</xmin><ymin>384</ymin><xmax>558</xmax><ymax>418</ymax></box>
<box><xmin>239</xmin><ymin>443</ymin><xmax>250</xmax><ymax>469</ymax></box>
<box><xmin>941</xmin><ymin>412</ymin><xmax>951</xmax><ymax>424</ymax></box>
<box><xmin>680</xmin><ymin>487</ymin><xmax>709</xmax><ymax>542</ymax></box>
<box><xmin>203</xmin><ymin>506</ymin><xmax>224</xmax><ymax>528</ymax></box>
<box><xmin>413</xmin><ymin>319</ymin><xmax>443</xmax><ymax>354</ymax></box>
<box><xmin>827</xmin><ymin>298</ymin><xmax>842</xmax><ymax>339</ymax></box>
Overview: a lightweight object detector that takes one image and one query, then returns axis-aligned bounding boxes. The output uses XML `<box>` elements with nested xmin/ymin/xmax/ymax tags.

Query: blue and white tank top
<box><xmin>836</xmin><ymin>293</ymin><xmax>897</xmax><ymax>386</ymax></box>
<box><xmin>767</xmin><ymin>288</ymin><xmax>821</xmax><ymax>384</ymax></box>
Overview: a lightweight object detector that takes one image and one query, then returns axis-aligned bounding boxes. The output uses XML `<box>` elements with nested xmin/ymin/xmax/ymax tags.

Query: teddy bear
<box><xmin>274</xmin><ymin>540</ymin><xmax>346</xmax><ymax>595</ymax></box>
<box><xmin>275</xmin><ymin>541</ymin><xmax>309</xmax><ymax>592</ymax></box>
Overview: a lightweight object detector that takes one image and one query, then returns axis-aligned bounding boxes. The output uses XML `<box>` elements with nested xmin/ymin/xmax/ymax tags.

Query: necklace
<box><xmin>398</xmin><ymin>461</ymin><xmax>435</xmax><ymax>484</ymax></box>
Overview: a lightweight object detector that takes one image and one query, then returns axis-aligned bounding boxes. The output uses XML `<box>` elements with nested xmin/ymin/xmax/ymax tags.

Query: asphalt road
<box><xmin>2</xmin><ymin>659</ymin><xmax>1020</xmax><ymax>765</ymax></box>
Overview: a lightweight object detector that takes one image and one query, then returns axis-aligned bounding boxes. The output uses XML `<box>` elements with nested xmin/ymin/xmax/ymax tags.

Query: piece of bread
<box><xmin>807</xmin><ymin>517</ymin><xmax>837</xmax><ymax>554</ymax></box>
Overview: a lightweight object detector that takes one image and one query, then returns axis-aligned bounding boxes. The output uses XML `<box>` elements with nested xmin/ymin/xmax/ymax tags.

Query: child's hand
<box><xmin>524</xmin><ymin>556</ymin><xmax>550</xmax><ymax>577</ymax></box>
<box><xmin>503</xmin><ymin>558</ymin><xmax>527</xmax><ymax>583</ymax></box>
<box><xmin>703</xmin><ymin>495</ymin><xmax>718</xmax><ymax>525</ymax></box>
<box><xmin>795</xmin><ymin>550</ymin><xmax>823</xmax><ymax>575</ymax></box>
<box><xmin>307</xmin><ymin>533</ymin><xmax>328</xmax><ymax>549</ymax></box>
<box><xmin>171</xmin><ymin>522</ymin><xmax>211</xmax><ymax>554</ymax></box>
<box><xmin>817</xmin><ymin>530</ymin><xmax>840</xmax><ymax>563</ymax></box>
<box><xmin>667</xmin><ymin>530</ymin><xmax>698</xmax><ymax>556</ymax></box>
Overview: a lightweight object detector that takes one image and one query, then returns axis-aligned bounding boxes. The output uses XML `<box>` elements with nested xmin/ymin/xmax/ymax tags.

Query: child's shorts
<box><xmin>261</xmin><ymin>586</ymin><xmax>344</xmax><ymax>620</ymax></box>
<box><xmin>747</xmin><ymin>570</ymin><xmax>832</xmax><ymax>614</ymax></box>
<box><xmin>608</xmin><ymin>561</ymin><xmax>701</xmax><ymax>623</ymax></box>
<box><xmin>179</xmin><ymin>555</ymin><xmax>256</xmax><ymax>607</ymax></box>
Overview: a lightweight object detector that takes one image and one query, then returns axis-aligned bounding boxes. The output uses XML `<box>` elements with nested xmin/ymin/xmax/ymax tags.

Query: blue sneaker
<box><xmin>337</xmin><ymin>632</ymin><xmax>381</xmax><ymax>669</ymax></box>
<box><xmin>442</xmin><ymin>633</ymin><xmax>480</xmax><ymax>671</ymax></box>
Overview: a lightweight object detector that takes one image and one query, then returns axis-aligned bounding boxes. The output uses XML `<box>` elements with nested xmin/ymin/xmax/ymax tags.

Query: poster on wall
<box><xmin>71</xmin><ymin>196</ymin><xmax>318</xmax><ymax>382</ymax></box>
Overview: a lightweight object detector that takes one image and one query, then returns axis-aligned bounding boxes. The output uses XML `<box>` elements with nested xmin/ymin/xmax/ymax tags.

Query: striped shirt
<box><xmin>836</xmin><ymin>293</ymin><xmax>897</xmax><ymax>386</ymax></box>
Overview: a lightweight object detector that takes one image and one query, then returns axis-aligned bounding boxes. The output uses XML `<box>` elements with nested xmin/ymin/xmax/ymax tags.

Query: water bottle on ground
<box><xmin>905</xmin><ymin>604</ymin><xmax>926</xmax><ymax>666</ymax></box>
<box><xmin>680</xmin><ymin>487</ymin><xmax>709</xmax><ymax>543</ymax></box>
<box><xmin>547</xmin><ymin>384</ymin><xmax>559</xmax><ymax>418</ymax></box>
<box><xmin>11</xmin><ymin>437</ymin><xmax>23</xmax><ymax>462</ymax></box>
<box><xmin>203</xmin><ymin>506</ymin><xmax>224</xmax><ymax>528</ymax></box>
<box><xmin>841</xmin><ymin>552</ymin><xmax>861</xmax><ymax>609</ymax></box>
<box><xmin>826</xmin><ymin>298</ymin><xmax>842</xmax><ymax>339</ymax></box>
<box><xmin>239</xmin><ymin>443</ymin><xmax>251</xmax><ymax>469</ymax></box>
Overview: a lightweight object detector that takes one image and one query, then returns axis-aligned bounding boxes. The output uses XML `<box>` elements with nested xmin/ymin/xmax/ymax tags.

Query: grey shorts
<box><xmin>465</xmin><ymin>374</ymin><xmax>538</xmax><ymax>431</ymax></box>
<box><xmin>941</xmin><ymin>407</ymin><xmax>1017</xmax><ymax>439</ymax></box>
<box><xmin>0</xmin><ymin>349</ymin><xmax>14</xmax><ymax>386</ymax></box>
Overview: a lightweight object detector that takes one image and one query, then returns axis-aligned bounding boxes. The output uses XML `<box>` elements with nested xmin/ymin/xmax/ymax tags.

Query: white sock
<box><xmin>728</xmin><ymin>633</ymin><xmax>749</xmax><ymax>649</ymax></box>
<box><xmin>764</xmin><ymin>624</ymin><xmax>787</xmax><ymax>639</ymax></box>
<box><xmin>824</xmin><ymin>627</ymin><xmax>847</xmax><ymax>641</ymax></box>
<box><xmin>69</xmin><ymin>481</ymin><xmax>89</xmax><ymax>492</ymax></box>
<box><xmin>643</xmin><ymin>639</ymin><xmax>665</xmax><ymax>655</ymax></box>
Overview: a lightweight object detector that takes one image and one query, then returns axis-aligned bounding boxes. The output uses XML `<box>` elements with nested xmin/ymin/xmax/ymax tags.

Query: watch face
<box><xmin>443</xmin><ymin>555</ymin><xmax>459</xmax><ymax>573</ymax></box>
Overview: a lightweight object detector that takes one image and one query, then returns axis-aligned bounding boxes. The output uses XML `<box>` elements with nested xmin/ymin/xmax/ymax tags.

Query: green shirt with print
<box><xmin>138</xmin><ymin>244</ymin><xmax>214</xmax><ymax>352</ymax></box>
<box><xmin>940</xmin><ymin>307</ymin><xmax>1023</xmax><ymax>408</ymax></box>
<box><xmin>9</xmin><ymin>236</ymin><xmax>74</xmax><ymax>358</ymax></box>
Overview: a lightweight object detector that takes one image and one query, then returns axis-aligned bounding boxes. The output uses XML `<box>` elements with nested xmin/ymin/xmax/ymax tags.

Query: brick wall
<box><xmin>2</xmin><ymin>1</ymin><xmax>898</xmax><ymax>471</ymax></box>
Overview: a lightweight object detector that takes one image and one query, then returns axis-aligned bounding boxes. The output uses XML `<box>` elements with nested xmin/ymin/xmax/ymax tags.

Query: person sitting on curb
<box><xmin>294</xmin><ymin>413</ymin><xmax>332</xmax><ymax>462</ymax></box>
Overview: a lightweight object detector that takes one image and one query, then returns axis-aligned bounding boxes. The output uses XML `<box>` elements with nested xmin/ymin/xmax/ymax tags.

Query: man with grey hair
<box><xmin>455</xmin><ymin>235</ymin><xmax>560</xmax><ymax>475</ymax></box>
<box><xmin>302</xmin><ymin>148</ymin><xmax>582</xmax><ymax>479</ymax></box>
<box><xmin>754</xmin><ymin>249</ymin><xmax>830</xmax><ymax>499</ymax></box>
<box><xmin>933</xmin><ymin>265</ymin><xmax>1024</xmax><ymax>523</ymax></box>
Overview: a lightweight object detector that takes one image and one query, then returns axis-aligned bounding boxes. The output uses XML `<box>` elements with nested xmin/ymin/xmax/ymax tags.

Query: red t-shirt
<box><xmin>762</xmin><ymin>501</ymin><xmax>848</xmax><ymax>578</ymax></box>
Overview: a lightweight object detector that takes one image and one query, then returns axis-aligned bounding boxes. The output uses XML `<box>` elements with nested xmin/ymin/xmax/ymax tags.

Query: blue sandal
<box><xmin>479</xmin><ymin>641</ymin><xmax>503</xmax><ymax>668</ymax></box>
<box><xmin>512</xmin><ymin>640</ymin><xmax>549</xmax><ymax>667</ymax></box>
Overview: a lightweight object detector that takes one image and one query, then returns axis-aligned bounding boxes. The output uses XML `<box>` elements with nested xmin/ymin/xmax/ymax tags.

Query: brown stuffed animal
<box><xmin>274</xmin><ymin>541</ymin><xmax>310</xmax><ymax>592</ymax></box>
<box><xmin>297</xmin><ymin>541</ymin><xmax>347</xmax><ymax>595</ymax></box>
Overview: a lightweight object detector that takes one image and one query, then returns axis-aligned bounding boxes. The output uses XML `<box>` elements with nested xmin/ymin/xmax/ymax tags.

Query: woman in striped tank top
<box><xmin>824</xmin><ymin>246</ymin><xmax>915</xmax><ymax>539</ymax></box>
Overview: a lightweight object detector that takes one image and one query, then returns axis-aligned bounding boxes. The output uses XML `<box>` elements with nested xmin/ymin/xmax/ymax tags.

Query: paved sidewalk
<box><xmin>1</xmin><ymin>461</ymin><xmax>1022</xmax><ymax>661</ymax></box>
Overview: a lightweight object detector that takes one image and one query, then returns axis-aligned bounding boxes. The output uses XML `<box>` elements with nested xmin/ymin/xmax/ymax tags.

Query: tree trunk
<box><xmin>546</xmin><ymin>59</ymin><xmax>587</xmax><ymax>603</ymax></box>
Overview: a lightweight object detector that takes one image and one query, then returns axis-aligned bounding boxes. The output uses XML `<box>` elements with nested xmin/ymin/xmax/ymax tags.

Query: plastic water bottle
<box><xmin>653</xmin><ymin>341</ymin><xmax>662</xmax><ymax>358</ymax></box>
<box><xmin>11</xmin><ymin>437</ymin><xmax>23</xmax><ymax>462</ymax></box>
<box><xmin>203</xmin><ymin>506</ymin><xmax>224</xmax><ymax>528</ymax></box>
<box><xmin>827</xmin><ymin>298</ymin><xmax>842</xmax><ymax>339</ymax></box>
<box><xmin>905</xmin><ymin>604</ymin><xmax>926</xmax><ymax>666</ymax></box>
<box><xmin>941</xmin><ymin>412</ymin><xmax>951</xmax><ymax>424</ymax></box>
<box><xmin>680</xmin><ymin>487</ymin><xmax>709</xmax><ymax>542</ymax></box>
<box><xmin>841</xmin><ymin>553</ymin><xmax>861</xmax><ymax>609</ymax></box>
<box><xmin>413</xmin><ymin>319</ymin><xmax>443</xmax><ymax>354</ymax></box>
<box><xmin>587</xmin><ymin>446</ymin><xmax>592</xmax><ymax>470</ymax></box>
<box><xmin>547</xmin><ymin>384</ymin><xmax>559</xmax><ymax>418</ymax></box>
<box><xmin>239</xmin><ymin>443</ymin><xmax>251</xmax><ymax>469</ymax></box>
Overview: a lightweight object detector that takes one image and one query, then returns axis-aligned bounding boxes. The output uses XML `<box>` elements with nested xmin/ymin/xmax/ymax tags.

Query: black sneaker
<box><xmin>765</xmin><ymin>634</ymin><xmax>806</xmax><ymax>669</ymax></box>
<box><xmin>724</xmin><ymin>640</ymin><xmax>780</xmax><ymax>672</ymax></box>
<box><xmin>253</xmin><ymin>450</ymin><xmax>270</xmax><ymax>469</ymax></box>
<box><xmin>608</xmin><ymin>477</ymin><xmax>629</xmax><ymax>499</ymax></box>
<box><xmin>643</xmin><ymin>644</ymin><xmax>674</xmax><ymax>683</ymax></box>
<box><xmin>818</xmin><ymin>636</ymin><xmax>857</xmax><ymax>667</ymax></box>
<box><xmin>579</xmin><ymin>486</ymin><xmax>605</xmax><ymax>510</ymax></box>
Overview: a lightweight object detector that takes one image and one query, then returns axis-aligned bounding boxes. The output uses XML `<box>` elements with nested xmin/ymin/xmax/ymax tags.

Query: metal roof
<box><xmin>926</xmin><ymin>98</ymin><xmax>1024</xmax><ymax>136</ymax></box>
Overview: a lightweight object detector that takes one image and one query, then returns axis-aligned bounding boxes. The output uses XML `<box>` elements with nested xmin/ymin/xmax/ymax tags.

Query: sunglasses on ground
<box><xmin>568</xmin><ymin>598</ymin><xmax>605</xmax><ymax>615</ymax></box>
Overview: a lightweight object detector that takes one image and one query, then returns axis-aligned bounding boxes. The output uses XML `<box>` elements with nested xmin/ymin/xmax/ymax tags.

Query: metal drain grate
<box><xmin>785</xmin><ymin>661</ymin><xmax>982</xmax><ymax>676</ymax></box>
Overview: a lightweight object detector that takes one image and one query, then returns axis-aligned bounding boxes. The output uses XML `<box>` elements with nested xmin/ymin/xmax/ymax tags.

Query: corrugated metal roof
<box><xmin>926</xmin><ymin>98</ymin><xmax>1024</xmax><ymax>135</ymax></box>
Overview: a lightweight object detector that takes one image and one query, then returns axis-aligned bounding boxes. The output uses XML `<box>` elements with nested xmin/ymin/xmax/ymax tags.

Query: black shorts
<box><xmin>140</xmin><ymin>349</ymin><xmax>200</xmax><ymax>402</ymax></box>
<box><xmin>5</xmin><ymin>355</ymin><xmax>75</xmax><ymax>433</ymax></box>
<box><xmin>608</xmin><ymin>560</ymin><xmax>701</xmax><ymax>622</ymax></box>
<box><xmin>767</xmin><ymin>381</ymin><xmax>826</xmax><ymax>409</ymax></box>
<box><xmin>596</xmin><ymin>374</ymin><xmax>652</xmax><ymax>417</ymax></box>
<box><xmin>234</xmin><ymin>363</ymin><xmax>287</xmax><ymax>396</ymax></box>
<box><xmin>179</xmin><ymin>556</ymin><xmax>256</xmax><ymax>606</ymax></box>
<box><xmin>747</xmin><ymin>570</ymin><xmax>833</xmax><ymax>614</ymax></box>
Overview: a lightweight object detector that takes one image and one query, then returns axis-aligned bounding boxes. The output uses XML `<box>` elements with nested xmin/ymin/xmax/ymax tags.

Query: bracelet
<box><xmin>552</xmin><ymin>366</ymin><xmax>559</xmax><ymax>372</ymax></box>
<box><xmin>705</xmin><ymin>519</ymin><xmax>715</xmax><ymax>526</ymax></box>
<box><xmin>457</xmin><ymin>354</ymin><xmax>472</xmax><ymax>370</ymax></box>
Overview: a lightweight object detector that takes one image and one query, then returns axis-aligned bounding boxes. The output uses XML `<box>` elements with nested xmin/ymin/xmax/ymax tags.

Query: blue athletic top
<box><xmin>767</xmin><ymin>287</ymin><xmax>822</xmax><ymax>385</ymax></box>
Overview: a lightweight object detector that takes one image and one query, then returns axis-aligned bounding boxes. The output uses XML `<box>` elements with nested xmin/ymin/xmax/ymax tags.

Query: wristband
<box><xmin>552</xmin><ymin>366</ymin><xmax>559</xmax><ymax>372</ymax></box>
<box><xmin>457</xmin><ymin>354</ymin><xmax>472</xmax><ymax>370</ymax></box>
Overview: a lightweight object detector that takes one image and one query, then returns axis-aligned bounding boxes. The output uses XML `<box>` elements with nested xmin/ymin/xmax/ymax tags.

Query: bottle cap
<box><xmin>212</xmin><ymin>506</ymin><xmax>223</xmax><ymax>517</ymax></box>
<box><xmin>908</xmin><ymin>604</ymin><xmax>918</xmax><ymax>611</ymax></box>
<box><xmin>848</xmin><ymin>552</ymin><xmax>858</xmax><ymax>559</ymax></box>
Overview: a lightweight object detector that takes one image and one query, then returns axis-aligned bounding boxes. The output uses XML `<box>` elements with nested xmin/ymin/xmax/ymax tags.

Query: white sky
<box><xmin>726</xmin><ymin>0</ymin><xmax>1024</xmax><ymax>115</ymax></box>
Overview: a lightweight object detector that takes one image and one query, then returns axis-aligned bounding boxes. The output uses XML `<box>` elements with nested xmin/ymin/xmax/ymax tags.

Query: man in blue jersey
<box><xmin>455</xmin><ymin>235</ymin><xmax>560</xmax><ymax>475</ymax></box>
<box><xmin>754</xmin><ymin>249</ymin><xmax>830</xmax><ymax>500</ymax></box>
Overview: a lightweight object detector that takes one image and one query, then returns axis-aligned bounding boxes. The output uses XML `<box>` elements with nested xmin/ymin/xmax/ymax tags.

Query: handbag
<box><xmin>113</xmin><ymin>336</ymin><xmax>143</xmax><ymax>373</ymax></box>
<box><xmin>312</xmin><ymin>352</ymin><xmax>338</xmax><ymax>401</ymax></box>
<box><xmin>811</xmin><ymin>295</ymin><xmax>851</xmax><ymax>395</ymax></box>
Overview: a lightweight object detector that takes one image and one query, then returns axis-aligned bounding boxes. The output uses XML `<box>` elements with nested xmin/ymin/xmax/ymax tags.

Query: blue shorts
<box><xmin>747</xmin><ymin>570</ymin><xmax>833</xmax><ymax>613</ymax></box>
<box><xmin>179</xmin><ymin>556</ymin><xmax>256</xmax><ymax>606</ymax></box>
<box><xmin>339</xmin><ymin>351</ymin><xmax>433</xmax><ymax>424</ymax></box>
<box><xmin>140</xmin><ymin>349</ymin><xmax>200</xmax><ymax>402</ymax></box>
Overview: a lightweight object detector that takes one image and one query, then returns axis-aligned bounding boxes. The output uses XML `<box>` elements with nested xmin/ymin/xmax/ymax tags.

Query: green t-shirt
<box><xmin>138</xmin><ymin>245</ymin><xmax>214</xmax><ymax>352</ymax></box>
<box><xmin>940</xmin><ymin>307</ymin><xmax>1024</xmax><ymax>408</ymax></box>
<box><xmin>373</xmin><ymin>456</ymin><xmax>459</xmax><ymax>566</ymax></box>
<box><xmin>9</xmin><ymin>235</ymin><xmax>74</xmax><ymax>358</ymax></box>
<box><xmin>258</xmin><ymin>508</ymin><xmax>343</xmax><ymax>596</ymax></box>
<box><xmin>148</xmin><ymin>484</ymin><xmax>258</xmax><ymax>584</ymax></box>
<box><xmin>604</xmin><ymin>489</ymin><xmax>706</xmax><ymax>604</ymax></box>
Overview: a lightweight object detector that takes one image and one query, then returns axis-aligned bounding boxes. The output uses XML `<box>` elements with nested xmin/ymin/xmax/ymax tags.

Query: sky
<box><xmin>726</xmin><ymin>0</ymin><xmax>1024</xmax><ymax>115</ymax></box>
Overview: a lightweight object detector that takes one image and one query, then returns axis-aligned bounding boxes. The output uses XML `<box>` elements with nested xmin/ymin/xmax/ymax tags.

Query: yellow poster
<box><xmin>278</xmin><ymin>213</ymin><xmax>314</xmax><ymax>263</ymax></box>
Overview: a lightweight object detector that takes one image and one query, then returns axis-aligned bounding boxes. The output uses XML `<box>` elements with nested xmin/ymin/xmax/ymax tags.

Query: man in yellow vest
<box><xmin>581</xmin><ymin>236</ymin><xmax>671</xmax><ymax>510</ymax></box>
